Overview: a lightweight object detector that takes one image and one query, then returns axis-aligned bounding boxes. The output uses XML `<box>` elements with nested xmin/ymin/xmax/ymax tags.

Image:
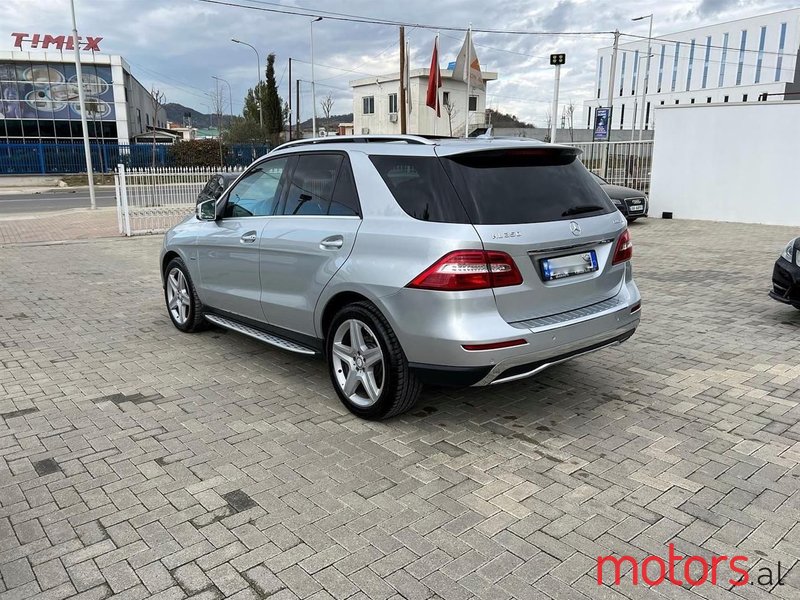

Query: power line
<box><xmin>196</xmin><ymin>0</ymin><xmax>614</xmax><ymax>36</ymax></box>
<box><xmin>619</xmin><ymin>32</ymin><xmax>795</xmax><ymax>58</ymax></box>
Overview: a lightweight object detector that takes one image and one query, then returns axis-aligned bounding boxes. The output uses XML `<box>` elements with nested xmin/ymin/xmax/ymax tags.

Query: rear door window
<box><xmin>281</xmin><ymin>154</ymin><xmax>343</xmax><ymax>216</ymax></box>
<box><xmin>441</xmin><ymin>149</ymin><xmax>615</xmax><ymax>224</ymax></box>
<box><xmin>369</xmin><ymin>155</ymin><xmax>469</xmax><ymax>223</ymax></box>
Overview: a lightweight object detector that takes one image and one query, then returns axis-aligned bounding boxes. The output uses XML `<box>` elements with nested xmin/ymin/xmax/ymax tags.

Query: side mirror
<box><xmin>196</xmin><ymin>198</ymin><xmax>219</xmax><ymax>221</ymax></box>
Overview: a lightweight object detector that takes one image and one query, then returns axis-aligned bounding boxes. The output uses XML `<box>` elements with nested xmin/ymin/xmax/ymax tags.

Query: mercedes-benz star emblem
<box><xmin>569</xmin><ymin>221</ymin><xmax>582</xmax><ymax>236</ymax></box>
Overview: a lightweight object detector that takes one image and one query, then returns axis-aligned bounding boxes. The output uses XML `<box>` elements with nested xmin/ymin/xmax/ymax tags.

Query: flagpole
<box><xmin>464</xmin><ymin>25</ymin><xmax>471</xmax><ymax>138</ymax></box>
<box><xmin>434</xmin><ymin>33</ymin><xmax>439</xmax><ymax>136</ymax></box>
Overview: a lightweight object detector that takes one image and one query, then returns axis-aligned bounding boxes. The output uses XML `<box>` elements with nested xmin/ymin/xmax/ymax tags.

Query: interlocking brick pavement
<box><xmin>0</xmin><ymin>208</ymin><xmax>119</xmax><ymax>245</ymax></box>
<box><xmin>1</xmin><ymin>218</ymin><xmax>799</xmax><ymax>599</ymax></box>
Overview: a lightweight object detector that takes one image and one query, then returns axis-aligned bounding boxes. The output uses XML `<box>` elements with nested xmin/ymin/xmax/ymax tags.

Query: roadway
<box><xmin>0</xmin><ymin>189</ymin><xmax>118</xmax><ymax>215</ymax></box>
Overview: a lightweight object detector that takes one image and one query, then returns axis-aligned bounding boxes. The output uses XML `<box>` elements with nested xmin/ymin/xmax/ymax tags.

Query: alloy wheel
<box><xmin>166</xmin><ymin>267</ymin><xmax>191</xmax><ymax>325</ymax></box>
<box><xmin>331</xmin><ymin>318</ymin><xmax>385</xmax><ymax>407</ymax></box>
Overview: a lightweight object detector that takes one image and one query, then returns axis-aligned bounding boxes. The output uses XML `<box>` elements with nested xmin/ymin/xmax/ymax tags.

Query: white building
<box><xmin>583</xmin><ymin>8</ymin><xmax>800</xmax><ymax>132</ymax></box>
<box><xmin>1</xmin><ymin>40</ymin><xmax>166</xmax><ymax>144</ymax></box>
<box><xmin>351</xmin><ymin>68</ymin><xmax>497</xmax><ymax>137</ymax></box>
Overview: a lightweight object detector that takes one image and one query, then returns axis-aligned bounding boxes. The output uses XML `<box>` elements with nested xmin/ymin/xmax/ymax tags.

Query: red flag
<box><xmin>425</xmin><ymin>36</ymin><xmax>441</xmax><ymax>117</ymax></box>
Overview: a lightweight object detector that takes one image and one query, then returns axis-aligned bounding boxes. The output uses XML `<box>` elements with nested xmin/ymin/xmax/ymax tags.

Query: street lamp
<box><xmin>632</xmin><ymin>14</ymin><xmax>653</xmax><ymax>142</ymax></box>
<box><xmin>212</xmin><ymin>76</ymin><xmax>233</xmax><ymax>135</ymax></box>
<box><xmin>310</xmin><ymin>16</ymin><xmax>322</xmax><ymax>138</ymax></box>
<box><xmin>231</xmin><ymin>38</ymin><xmax>263</xmax><ymax>128</ymax></box>
<box><xmin>630</xmin><ymin>54</ymin><xmax>654</xmax><ymax>141</ymax></box>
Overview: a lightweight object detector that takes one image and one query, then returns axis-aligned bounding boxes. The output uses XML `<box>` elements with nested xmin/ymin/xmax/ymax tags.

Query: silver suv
<box><xmin>161</xmin><ymin>135</ymin><xmax>641</xmax><ymax>419</ymax></box>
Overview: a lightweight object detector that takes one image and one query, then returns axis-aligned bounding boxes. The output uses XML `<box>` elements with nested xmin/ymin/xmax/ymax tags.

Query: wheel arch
<box><xmin>318</xmin><ymin>291</ymin><xmax>374</xmax><ymax>340</ymax></box>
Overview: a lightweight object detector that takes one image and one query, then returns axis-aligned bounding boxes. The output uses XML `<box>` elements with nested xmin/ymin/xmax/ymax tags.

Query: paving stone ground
<box><xmin>0</xmin><ymin>208</ymin><xmax>120</xmax><ymax>245</ymax></box>
<box><xmin>1</xmin><ymin>218</ymin><xmax>799</xmax><ymax>600</ymax></box>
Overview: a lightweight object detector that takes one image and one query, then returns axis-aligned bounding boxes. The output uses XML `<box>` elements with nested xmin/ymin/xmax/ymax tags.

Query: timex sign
<box><xmin>11</xmin><ymin>33</ymin><xmax>103</xmax><ymax>52</ymax></box>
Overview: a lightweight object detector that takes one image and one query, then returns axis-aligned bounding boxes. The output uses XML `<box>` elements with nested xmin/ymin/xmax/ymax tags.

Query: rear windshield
<box><xmin>441</xmin><ymin>149</ymin><xmax>615</xmax><ymax>224</ymax></box>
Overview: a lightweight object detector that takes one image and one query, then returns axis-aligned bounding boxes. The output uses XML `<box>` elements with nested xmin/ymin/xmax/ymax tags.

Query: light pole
<box><xmin>629</xmin><ymin>54</ymin><xmax>653</xmax><ymax>141</ymax></box>
<box><xmin>69</xmin><ymin>0</ymin><xmax>96</xmax><ymax>209</ymax></box>
<box><xmin>632</xmin><ymin>14</ymin><xmax>653</xmax><ymax>142</ymax></box>
<box><xmin>231</xmin><ymin>38</ymin><xmax>263</xmax><ymax>128</ymax></box>
<box><xmin>212</xmin><ymin>76</ymin><xmax>233</xmax><ymax>135</ymax></box>
<box><xmin>310</xmin><ymin>17</ymin><xmax>322</xmax><ymax>138</ymax></box>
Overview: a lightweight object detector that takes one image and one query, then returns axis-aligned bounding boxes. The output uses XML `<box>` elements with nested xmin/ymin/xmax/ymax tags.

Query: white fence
<box><xmin>115</xmin><ymin>165</ymin><xmax>244</xmax><ymax>236</ymax></box>
<box><xmin>569</xmin><ymin>140</ymin><xmax>653</xmax><ymax>193</ymax></box>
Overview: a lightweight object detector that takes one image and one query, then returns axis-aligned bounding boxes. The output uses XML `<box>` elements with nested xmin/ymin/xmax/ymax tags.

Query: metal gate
<box><xmin>115</xmin><ymin>165</ymin><xmax>244</xmax><ymax>236</ymax></box>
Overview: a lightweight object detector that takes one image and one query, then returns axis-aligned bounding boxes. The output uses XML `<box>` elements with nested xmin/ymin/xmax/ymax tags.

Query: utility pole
<box><xmin>602</xmin><ymin>29</ymin><xmax>620</xmax><ymax>177</ymax></box>
<box><xmin>549</xmin><ymin>53</ymin><xmax>565</xmax><ymax>143</ymax></box>
<box><xmin>70</xmin><ymin>0</ymin><xmax>96</xmax><ymax>209</ymax></box>
<box><xmin>399</xmin><ymin>26</ymin><xmax>407</xmax><ymax>134</ymax></box>
<box><xmin>296</xmin><ymin>79</ymin><xmax>301</xmax><ymax>139</ymax></box>
<box><xmin>463</xmin><ymin>25</ymin><xmax>472</xmax><ymax>138</ymax></box>
<box><xmin>310</xmin><ymin>17</ymin><xmax>322</xmax><ymax>137</ymax></box>
<box><xmin>288</xmin><ymin>58</ymin><xmax>292</xmax><ymax>141</ymax></box>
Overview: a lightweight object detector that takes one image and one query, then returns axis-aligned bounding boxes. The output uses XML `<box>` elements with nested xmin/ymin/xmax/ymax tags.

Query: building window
<box><xmin>657</xmin><ymin>44</ymin><xmax>666</xmax><ymax>92</ymax></box>
<box><xmin>670</xmin><ymin>42</ymin><xmax>680</xmax><ymax>92</ymax></box>
<box><xmin>723</xmin><ymin>95</ymin><xmax>729</xmax><ymax>102</ymax></box>
<box><xmin>719</xmin><ymin>32</ymin><xmax>729</xmax><ymax>87</ymax></box>
<box><xmin>675</xmin><ymin>100</ymin><xmax>679</xmax><ymax>104</ymax></box>
<box><xmin>442</xmin><ymin>91</ymin><xmax>450</xmax><ymax>106</ymax></box>
<box><xmin>645</xmin><ymin>101</ymin><xmax>651</xmax><ymax>129</ymax></box>
<box><xmin>686</xmin><ymin>39</ymin><xmax>695</xmax><ymax>91</ymax></box>
<box><xmin>660</xmin><ymin>100</ymin><xmax>665</xmax><ymax>105</ymax></box>
<box><xmin>631</xmin><ymin>50</ymin><xmax>639</xmax><ymax>95</ymax></box>
<box><xmin>707</xmin><ymin>97</ymin><xmax>712</xmax><ymax>103</ymax></box>
<box><xmin>702</xmin><ymin>36</ymin><xmax>711</xmax><ymax>88</ymax></box>
<box><xmin>619</xmin><ymin>52</ymin><xmax>627</xmax><ymax>96</ymax></box>
<box><xmin>388</xmin><ymin>93</ymin><xmax>398</xmax><ymax>114</ymax></box>
<box><xmin>776</xmin><ymin>22</ymin><xmax>787</xmax><ymax>81</ymax></box>
<box><xmin>362</xmin><ymin>96</ymin><xmax>375</xmax><ymax>114</ymax></box>
<box><xmin>597</xmin><ymin>56</ymin><xmax>603</xmax><ymax>99</ymax></box>
<box><xmin>754</xmin><ymin>26</ymin><xmax>767</xmax><ymax>83</ymax></box>
<box><xmin>690</xmin><ymin>98</ymin><xmax>695</xmax><ymax>104</ymax></box>
<box><xmin>735</xmin><ymin>29</ymin><xmax>747</xmax><ymax>85</ymax></box>
<box><xmin>619</xmin><ymin>103</ymin><xmax>625</xmax><ymax>129</ymax></box>
<box><xmin>742</xmin><ymin>94</ymin><xmax>748</xmax><ymax>102</ymax></box>
<box><xmin>468</xmin><ymin>96</ymin><xmax>477</xmax><ymax>111</ymax></box>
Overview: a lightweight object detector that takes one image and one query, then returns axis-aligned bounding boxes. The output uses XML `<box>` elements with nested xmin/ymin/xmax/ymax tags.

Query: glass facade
<box><xmin>597</xmin><ymin>56</ymin><xmax>603</xmax><ymax>98</ymax></box>
<box><xmin>775</xmin><ymin>22</ymin><xmax>787</xmax><ymax>81</ymax></box>
<box><xmin>631</xmin><ymin>50</ymin><xmax>639</xmax><ymax>95</ymax></box>
<box><xmin>719</xmin><ymin>33</ymin><xmax>729</xmax><ymax>87</ymax></box>
<box><xmin>702</xmin><ymin>36</ymin><xmax>711</xmax><ymax>88</ymax></box>
<box><xmin>671</xmin><ymin>42</ymin><xmax>680</xmax><ymax>92</ymax></box>
<box><xmin>686</xmin><ymin>39</ymin><xmax>696</xmax><ymax>91</ymax></box>
<box><xmin>0</xmin><ymin>60</ymin><xmax>117</xmax><ymax>143</ymax></box>
<box><xmin>657</xmin><ymin>44</ymin><xmax>665</xmax><ymax>92</ymax></box>
<box><xmin>619</xmin><ymin>52</ymin><xmax>626</xmax><ymax>96</ymax></box>
<box><xmin>755</xmin><ymin>26</ymin><xmax>767</xmax><ymax>83</ymax></box>
<box><xmin>736</xmin><ymin>29</ymin><xmax>747</xmax><ymax>85</ymax></box>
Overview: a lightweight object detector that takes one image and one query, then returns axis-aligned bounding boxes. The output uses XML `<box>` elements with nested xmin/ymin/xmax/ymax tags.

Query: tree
<box><xmin>443</xmin><ymin>98</ymin><xmax>458</xmax><ymax>137</ymax></box>
<box><xmin>209</xmin><ymin>84</ymin><xmax>227</xmax><ymax>165</ymax></box>
<box><xmin>149</xmin><ymin>86</ymin><xmax>166</xmax><ymax>167</ymax></box>
<box><xmin>320</xmin><ymin>92</ymin><xmax>334</xmax><ymax>120</ymax></box>
<box><xmin>264</xmin><ymin>53</ymin><xmax>283</xmax><ymax>145</ymax></box>
<box><xmin>565</xmin><ymin>100</ymin><xmax>576</xmax><ymax>142</ymax></box>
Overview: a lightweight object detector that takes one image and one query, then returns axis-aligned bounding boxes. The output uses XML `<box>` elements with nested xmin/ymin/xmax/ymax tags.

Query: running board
<box><xmin>204</xmin><ymin>314</ymin><xmax>317</xmax><ymax>355</ymax></box>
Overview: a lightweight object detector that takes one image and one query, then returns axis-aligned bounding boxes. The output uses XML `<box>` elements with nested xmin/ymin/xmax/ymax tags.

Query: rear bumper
<box><xmin>399</xmin><ymin>279</ymin><xmax>641</xmax><ymax>387</ymax></box>
<box><xmin>770</xmin><ymin>257</ymin><xmax>800</xmax><ymax>307</ymax></box>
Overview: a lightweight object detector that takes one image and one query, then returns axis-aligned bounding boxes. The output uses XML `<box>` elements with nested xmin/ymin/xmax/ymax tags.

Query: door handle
<box><xmin>320</xmin><ymin>235</ymin><xmax>344</xmax><ymax>250</ymax></box>
<box><xmin>240</xmin><ymin>231</ymin><xmax>257</xmax><ymax>244</ymax></box>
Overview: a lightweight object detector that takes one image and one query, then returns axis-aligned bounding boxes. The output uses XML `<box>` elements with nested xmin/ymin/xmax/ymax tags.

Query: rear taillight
<box><xmin>407</xmin><ymin>250</ymin><xmax>523</xmax><ymax>291</ymax></box>
<box><xmin>612</xmin><ymin>229</ymin><xmax>633</xmax><ymax>265</ymax></box>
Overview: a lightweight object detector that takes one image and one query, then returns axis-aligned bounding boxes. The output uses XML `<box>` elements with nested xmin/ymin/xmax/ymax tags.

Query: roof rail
<box><xmin>273</xmin><ymin>134</ymin><xmax>437</xmax><ymax>151</ymax></box>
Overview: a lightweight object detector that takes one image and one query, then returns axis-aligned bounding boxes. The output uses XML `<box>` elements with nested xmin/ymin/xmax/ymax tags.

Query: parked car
<box><xmin>590</xmin><ymin>172</ymin><xmax>648</xmax><ymax>222</ymax></box>
<box><xmin>770</xmin><ymin>237</ymin><xmax>800</xmax><ymax>309</ymax></box>
<box><xmin>196</xmin><ymin>172</ymin><xmax>240</xmax><ymax>204</ymax></box>
<box><xmin>161</xmin><ymin>135</ymin><xmax>641</xmax><ymax>420</ymax></box>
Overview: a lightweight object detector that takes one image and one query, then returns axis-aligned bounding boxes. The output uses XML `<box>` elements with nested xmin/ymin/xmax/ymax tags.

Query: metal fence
<box><xmin>568</xmin><ymin>140</ymin><xmax>653</xmax><ymax>193</ymax></box>
<box><xmin>115</xmin><ymin>165</ymin><xmax>244</xmax><ymax>236</ymax></box>
<box><xmin>0</xmin><ymin>141</ymin><xmax>269</xmax><ymax>175</ymax></box>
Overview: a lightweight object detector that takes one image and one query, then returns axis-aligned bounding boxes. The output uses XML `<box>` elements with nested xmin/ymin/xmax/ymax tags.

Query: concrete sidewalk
<box><xmin>0</xmin><ymin>185</ymin><xmax>117</xmax><ymax>196</ymax></box>
<box><xmin>0</xmin><ymin>207</ymin><xmax>121</xmax><ymax>245</ymax></box>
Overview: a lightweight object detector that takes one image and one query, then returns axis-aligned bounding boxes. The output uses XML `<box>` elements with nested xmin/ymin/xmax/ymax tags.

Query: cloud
<box><xmin>0</xmin><ymin>0</ymin><xmax>796</xmax><ymax>124</ymax></box>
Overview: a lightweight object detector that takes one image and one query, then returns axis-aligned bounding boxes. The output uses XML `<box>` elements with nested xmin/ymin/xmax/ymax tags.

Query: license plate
<box><xmin>629</xmin><ymin>204</ymin><xmax>644</xmax><ymax>212</ymax></box>
<box><xmin>541</xmin><ymin>250</ymin><xmax>598</xmax><ymax>281</ymax></box>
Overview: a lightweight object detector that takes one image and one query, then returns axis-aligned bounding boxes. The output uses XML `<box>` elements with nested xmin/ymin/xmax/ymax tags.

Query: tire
<box><xmin>326</xmin><ymin>301</ymin><xmax>422</xmax><ymax>420</ymax></box>
<box><xmin>164</xmin><ymin>257</ymin><xmax>206</xmax><ymax>333</ymax></box>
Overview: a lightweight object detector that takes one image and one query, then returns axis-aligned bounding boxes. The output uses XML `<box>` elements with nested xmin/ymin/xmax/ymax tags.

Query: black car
<box><xmin>591</xmin><ymin>173</ymin><xmax>648</xmax><ymax>222</ymax></box>
<box><xmin>770</xmin><ymin>237</ymin><xmax>800</xmax><ymax>309</ymax></box>
<box><xmin>196</xmin><ymin>172</ymin><xmax>240</xmax><ymax>205</ymax></box>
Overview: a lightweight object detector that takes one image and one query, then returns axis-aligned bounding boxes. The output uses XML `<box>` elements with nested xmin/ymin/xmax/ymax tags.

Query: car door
<box><xmin>196</xmin><ymin>156</ymin><xmax>291</xmax><ymax>322</ymax></box>
<box><xmin>259</xmin><ymin>152</ymin><xmax>362</xmax><ymax>337</ymax></box>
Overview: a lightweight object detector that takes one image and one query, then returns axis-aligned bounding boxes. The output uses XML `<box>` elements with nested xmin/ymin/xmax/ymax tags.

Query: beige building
<box><xmin>351</xmin><ymin>68</ymin><xmax>497</xmax><ymax>137</ymax></box>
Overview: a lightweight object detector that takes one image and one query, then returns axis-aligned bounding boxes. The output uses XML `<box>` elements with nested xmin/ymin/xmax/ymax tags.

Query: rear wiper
<box><xmin>561</xmin><ymin>205</ymin><xmax>605</xmax><ymax>216</ymax></box>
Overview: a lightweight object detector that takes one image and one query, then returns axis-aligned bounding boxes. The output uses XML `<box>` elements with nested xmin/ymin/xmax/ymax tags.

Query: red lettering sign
<box><xmin>10</xmin><ymin>32</ymin><xmax>102</xmax><ymax>51</ymax></box>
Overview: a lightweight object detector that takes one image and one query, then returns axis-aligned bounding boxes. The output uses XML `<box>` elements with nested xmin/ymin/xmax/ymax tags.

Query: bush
<box><xmin>169</xmin><ymin>140</ymin><xmax>226</xmax><ymax>167</ymax></box>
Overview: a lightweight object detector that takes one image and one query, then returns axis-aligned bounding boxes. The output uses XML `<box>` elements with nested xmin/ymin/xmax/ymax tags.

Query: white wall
<box><xmin>649</xmin><ymin>101</ymin><xmax>800</xmax><ymax>225</ymax></box>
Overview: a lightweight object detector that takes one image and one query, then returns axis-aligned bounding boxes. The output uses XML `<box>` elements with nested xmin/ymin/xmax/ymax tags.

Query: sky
<box><xmin>2</xmin><ymin>0</ymin><xmax>798</xmax><ymax>126</ymax></box>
